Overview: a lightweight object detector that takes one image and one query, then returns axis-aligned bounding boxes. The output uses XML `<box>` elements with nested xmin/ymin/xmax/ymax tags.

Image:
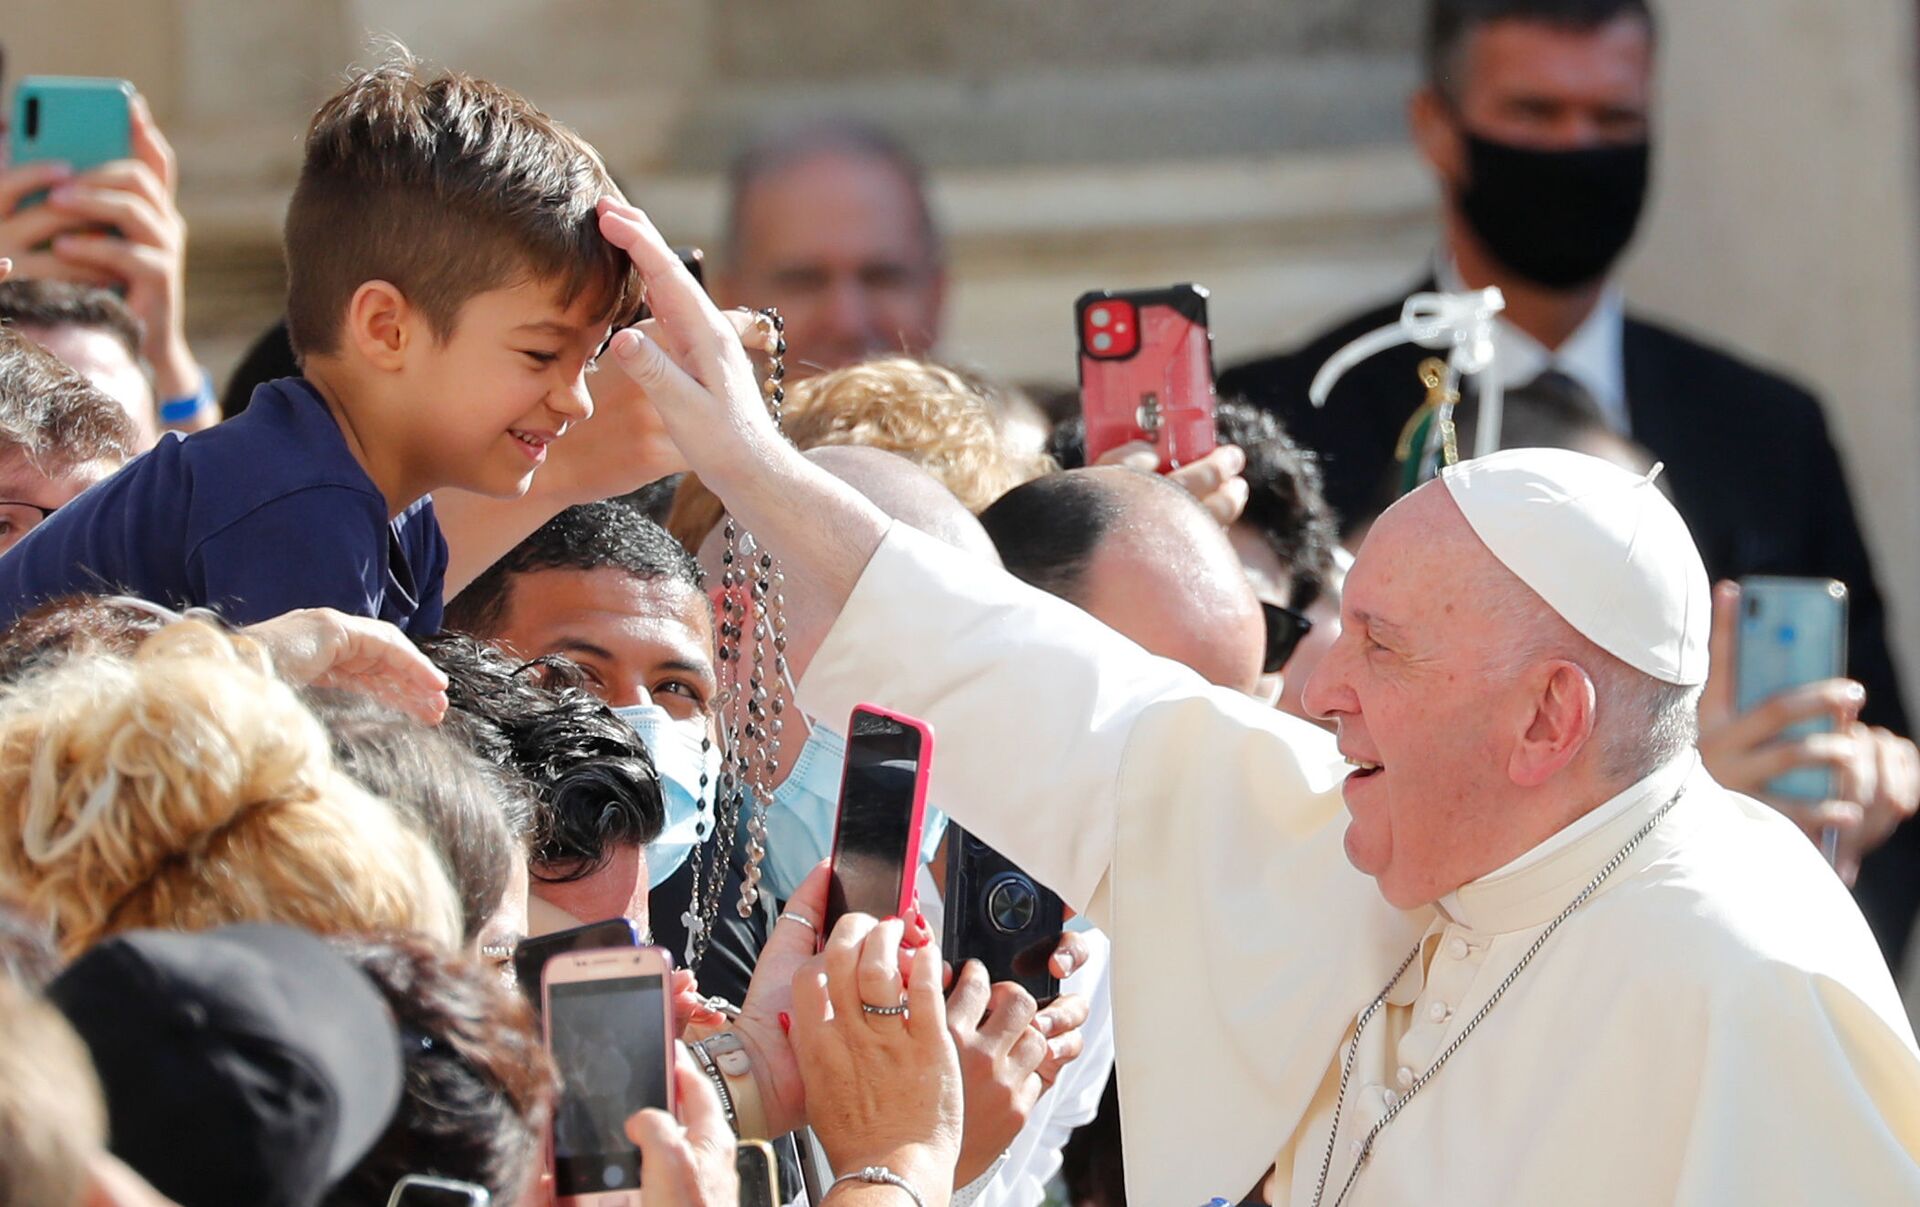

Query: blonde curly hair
<box><xmin>667</xmin><ymin>356</ymin><xmax>1054</xmax><ymax>547</ymax></box>
<box><xmin>0</xmin><ymin>620</ymin><xmax>461</xmax><ymax>959</ymax></box>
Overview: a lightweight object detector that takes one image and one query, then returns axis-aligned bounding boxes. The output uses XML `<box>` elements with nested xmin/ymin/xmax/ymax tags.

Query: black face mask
<box><xmin>1457</xmin><ymin>131</ymin><xmax>1651</xmax><ymax>290</ymax></box>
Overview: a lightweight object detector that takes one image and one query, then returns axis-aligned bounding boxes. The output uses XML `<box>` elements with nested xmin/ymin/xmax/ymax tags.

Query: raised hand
<box><xmin>624</xmin><ymin>1046</ymin><xmax>741</xmax><ymax>1206</ymax></box>
<box><xmin>242</xmin><ymin>608</ymin><xmax>449</xmax><ymax>725</ymax></box>
<box><xmin>789</xmin><ymin>913</ymin><xmax>962</xmax><ymax>1199</ymax></box>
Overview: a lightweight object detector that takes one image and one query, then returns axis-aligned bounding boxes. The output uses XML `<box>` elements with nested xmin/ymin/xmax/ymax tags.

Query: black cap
<box><xmin>48</xmin><ymin>924</ymin><xmax>404</xmax><ymax>1207</ymax></box>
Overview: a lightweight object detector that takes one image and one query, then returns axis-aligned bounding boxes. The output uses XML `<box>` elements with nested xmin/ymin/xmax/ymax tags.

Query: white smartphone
<box><xmin>543</xmin><ymin>945</ymin><xmax>676</xmax><ymax>1206</ymax></box>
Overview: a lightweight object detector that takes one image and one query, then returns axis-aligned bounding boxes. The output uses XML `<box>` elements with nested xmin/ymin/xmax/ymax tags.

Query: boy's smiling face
<box><xmin>399</xmin><ymin>277</ymin><xmax>611</xmax><ymax>499</ymax></box>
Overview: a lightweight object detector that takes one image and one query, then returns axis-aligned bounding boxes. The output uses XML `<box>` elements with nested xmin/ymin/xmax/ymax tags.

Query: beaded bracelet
<box><xmin>827</xmin><ymin>1165</ymin><xmax>926</xmax><ymax>1206</ymax></box>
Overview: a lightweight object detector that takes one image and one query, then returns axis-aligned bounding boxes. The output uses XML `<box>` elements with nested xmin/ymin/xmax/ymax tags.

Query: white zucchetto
<box><xmin>1441</xmin><ymin>447</ymin><xmax>1710</xmax><ymax>685</ymax></box>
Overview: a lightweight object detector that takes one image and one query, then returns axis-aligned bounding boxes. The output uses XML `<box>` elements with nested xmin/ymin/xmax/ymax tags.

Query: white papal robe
<box><xmin>796</xmin><ymin>524</ymin><xmax>1920</xmax><ymax>1206</ymax></box>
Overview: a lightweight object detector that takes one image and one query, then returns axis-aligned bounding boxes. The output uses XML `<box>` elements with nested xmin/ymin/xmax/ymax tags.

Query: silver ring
<box><xmin>780</xmin><ymin>911</ymin><xmax>820</xmax><ymax>938</ymax></box>
<box><xmin>860</xmin><ymin>1001</ymin><xmax>909</xmax><ymax>1017</ymax></box>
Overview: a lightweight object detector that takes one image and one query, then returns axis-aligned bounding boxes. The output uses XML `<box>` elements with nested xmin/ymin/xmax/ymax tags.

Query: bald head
<box><xmin>804</xmin><ymin>445</ymin><xmax>997</xmax><ymax>560</ymax></box>
<box><xmin>980</xmin><ymin>467</ymin><xmax>1266</xmax><ymax>693</ymax></box>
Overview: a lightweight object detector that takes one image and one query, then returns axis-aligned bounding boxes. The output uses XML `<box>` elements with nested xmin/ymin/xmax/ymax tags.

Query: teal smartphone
<box><xmin>1734</xmin><ymin>576</ymin><xmax>1848</xmax><ymax>804</ymax></box>
<box><xmin>9</xmin><ymin>76</ymin><xmax>134</xmax><ymax>209</ymax></box>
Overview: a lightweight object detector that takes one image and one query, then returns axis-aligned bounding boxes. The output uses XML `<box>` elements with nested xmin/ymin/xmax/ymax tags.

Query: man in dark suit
<box><xmin>1221</xmin><ymin>0</ymin><xmax>1920</xmax><ymax>967</ymax></box>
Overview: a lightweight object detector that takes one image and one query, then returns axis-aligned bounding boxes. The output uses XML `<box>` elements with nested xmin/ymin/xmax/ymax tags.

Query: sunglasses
<box><xmin>1261</xmin><ymin>601</ymin><xmax>1314</xmax><ymax>675</ymax></box>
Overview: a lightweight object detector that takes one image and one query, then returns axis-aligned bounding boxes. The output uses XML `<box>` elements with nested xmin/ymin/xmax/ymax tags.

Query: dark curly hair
<box><xmin>322</xmin><ymin>935</ymin><xmax>559</xmax><ymax>1207</ymax></box>
<box><xmin>422</xmin><ymin>634</ymin><xmax>664</xmax><ymax>884</ymax></box>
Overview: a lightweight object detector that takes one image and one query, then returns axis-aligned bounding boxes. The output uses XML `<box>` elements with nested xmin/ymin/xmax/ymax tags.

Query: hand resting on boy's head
<box><xmin>242</xmin><ymin>607</ymin><xmax>449</xmax><ymax>725</ymax></box>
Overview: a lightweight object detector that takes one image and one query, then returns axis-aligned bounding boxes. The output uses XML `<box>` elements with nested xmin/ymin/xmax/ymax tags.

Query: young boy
<box><xmin>0</xmin><ymin>52</ymin><xmax>637</xmax><ymax>634</ymax></box>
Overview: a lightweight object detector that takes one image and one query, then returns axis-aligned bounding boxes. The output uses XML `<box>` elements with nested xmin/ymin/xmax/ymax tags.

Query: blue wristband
<box><xmin>159</xmin><ymin>371</ymin><xmax>215</xmax><ymax>426</ymax></box>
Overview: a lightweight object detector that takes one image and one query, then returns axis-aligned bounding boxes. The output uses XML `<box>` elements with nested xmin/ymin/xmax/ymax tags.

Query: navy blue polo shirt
<box><xmin>0</xmin><ymin>377</ymin><xmax>447</xmax><ymax>634</ymax></box>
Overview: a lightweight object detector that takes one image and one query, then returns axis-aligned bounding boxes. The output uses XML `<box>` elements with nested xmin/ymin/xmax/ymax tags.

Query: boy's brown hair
<box><xmin>283</xmin><ymin>47</ymin><xmax>639</xmax><ymax>361</ymax></box>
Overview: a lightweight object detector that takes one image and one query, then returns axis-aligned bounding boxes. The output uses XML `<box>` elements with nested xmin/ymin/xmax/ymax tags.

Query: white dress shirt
<box><xmin>1437</xmin><ymin>257</ymin><xmax>1631</xmax><ymax>434</ymax></box>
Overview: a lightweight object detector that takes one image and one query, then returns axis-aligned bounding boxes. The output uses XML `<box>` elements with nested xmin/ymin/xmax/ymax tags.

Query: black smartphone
<box><xmin>511</xmin><ymin>918</ymin><xmax>641</xmax><ymax>1015</ymax></box>
<box><xmin>943</xmin><ymin>824</ymin><xmax>1064</xmax><ymax>1004</ymax></box>
<box><xmin>735</xmin><ymin>1140</ymin><xmax>779</xmax><ymax>1207</ymax></box>
<box><xmin>824</xmin><ymin>704</ymin><xmax>934</xmax><ymax>942</ymax></box>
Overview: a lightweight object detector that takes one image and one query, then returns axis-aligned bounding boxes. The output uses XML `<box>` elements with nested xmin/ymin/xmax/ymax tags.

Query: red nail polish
<box><xmin>778</xmin><ymin>1011</ymin><xmax>791</xmax><ymax>1034</ymax></box>
<box><xmin>882</xmin><ymin>915</ymin><xmax>900</xmax><ymax>924</ymax></box>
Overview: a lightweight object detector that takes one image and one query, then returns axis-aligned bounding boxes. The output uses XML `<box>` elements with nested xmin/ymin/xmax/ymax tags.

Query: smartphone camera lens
<box><xmin>986</xmin><ymin>873</ymin><xmax>1039</xmax><ymax>934</ymax></box>
<box><xmin>1089</xmin><ymin>307</ymin><xmax>1111</xmax><ymax>328</ymax></box>
<box><xmin>23</xmin><ymin>96</ymin><xmax>40</xmax><ymax>141</ymax></box>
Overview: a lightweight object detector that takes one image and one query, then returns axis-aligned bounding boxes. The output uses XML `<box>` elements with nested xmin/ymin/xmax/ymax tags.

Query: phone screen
<box><xmin>512</xmin><ymin>920</ymin><xmax>641</xmax><ymax>1012</ymax></box>
<box><xmin>548</xmin><ymin>973</ymin><xmax>669</xmax><ymax>1196</ymax></box>
<box><xmin>827</xmin><ymin>713</ymin><xmax>925</xmax><ymax>934</ymax></box>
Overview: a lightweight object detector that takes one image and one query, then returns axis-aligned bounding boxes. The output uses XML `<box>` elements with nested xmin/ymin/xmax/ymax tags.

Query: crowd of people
<box><xmin>1</xmin><ymin>1</ymin><xmax>1918</xmax><ymax>1205</ymax></box>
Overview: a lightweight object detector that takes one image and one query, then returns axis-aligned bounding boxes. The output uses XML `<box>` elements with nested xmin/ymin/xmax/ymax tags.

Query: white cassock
<box><xmin>795</xmin><ymin>522</ymin><xmax>1920</xmax><ymax>1206</ymax></box>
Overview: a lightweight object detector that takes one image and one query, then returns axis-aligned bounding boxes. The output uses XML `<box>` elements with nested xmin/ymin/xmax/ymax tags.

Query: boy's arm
<box><xmin>186</xmin><ymin>487</ymin><xmax>390</xmax><ymax>625</ymax></box>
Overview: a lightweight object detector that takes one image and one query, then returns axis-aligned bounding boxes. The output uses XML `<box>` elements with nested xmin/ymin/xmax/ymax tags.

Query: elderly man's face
<box><xmin>1301</xmin><ymin>486</ymin><xmax>1537</xmax><ymax>907</ymax></box>
<box><xmin>718</xmin><ymin>150</ymin><xmax>945</xmax><ymax>377</ymax></box>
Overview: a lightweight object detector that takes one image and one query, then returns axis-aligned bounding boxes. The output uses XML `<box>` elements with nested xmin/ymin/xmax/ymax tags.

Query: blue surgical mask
<box><xmin>762</xmin><ymin>720</ymin><xmax>950</xmax><ymax>903</ymax></box>
<box><xmin>616</xmin><ymin>704</ymin><xmax>721</xmax><ymax>889</ymax></box>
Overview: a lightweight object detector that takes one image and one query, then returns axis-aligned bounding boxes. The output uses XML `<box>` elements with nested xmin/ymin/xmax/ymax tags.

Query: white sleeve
<box><xmin>796</xmin><ymin>522</ymin><xmax>1344</xmax><ymax>920</ymax></box>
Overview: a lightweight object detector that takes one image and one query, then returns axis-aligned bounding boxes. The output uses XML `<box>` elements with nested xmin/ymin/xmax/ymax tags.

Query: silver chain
<box><xmin>1309</xmin><ymin>787</ymin><xmax>1685</xmax><ymax>1207</ymax></box>
<box><xmin>682</xmin><ymin>309</ymin><xmax>788</xmax><ymax>970</ymax></box>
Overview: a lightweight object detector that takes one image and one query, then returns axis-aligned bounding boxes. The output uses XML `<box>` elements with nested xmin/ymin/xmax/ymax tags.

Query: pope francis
<box><xmin>595</xmin><ymin>199</ymin><xmax>1920</xmax><ymax>1206</ymax></box>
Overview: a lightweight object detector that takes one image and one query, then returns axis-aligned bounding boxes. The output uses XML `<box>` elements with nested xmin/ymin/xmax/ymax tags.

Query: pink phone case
<box><xmin>1078</xmin><ymin>284</ymin><xmax>1217</xmax><ymax>471</ymax></box>
<box><xmin>823</xmin><ymin>703</ymin><xmax>934</xmax><ymax>945</ymax></box>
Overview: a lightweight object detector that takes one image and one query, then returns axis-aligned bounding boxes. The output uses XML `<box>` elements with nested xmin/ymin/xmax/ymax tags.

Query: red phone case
<box><xmin>1077</xmin><ymin>284</ymin><xmax>1217</xmax><ymax>471</ymax></box>
<box><xmin>823</xmin><ymin>703</ymin><xmax>934</xmax><ymax>945</ymax></box>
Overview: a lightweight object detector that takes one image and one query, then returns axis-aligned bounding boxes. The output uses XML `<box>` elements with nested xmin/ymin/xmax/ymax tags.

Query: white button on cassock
<box><xmin>1428</xmin><ymin>1001</ymin><xmax>1449</xmax><ymax>1022</ymax></box>
<box><xmin>1397</xmin><ymin>1066</ymin><xmax>1414</xmax><ymax>1089</ymax></box>
<box><xmin>1448</xmin><ymin>937</ymin><xmax>1470</xmax><ymax>959</ymax></box>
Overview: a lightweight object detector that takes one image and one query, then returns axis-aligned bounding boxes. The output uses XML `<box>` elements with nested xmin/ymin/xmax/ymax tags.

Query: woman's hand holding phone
<box><xmin>719</xmin><ymin>860</ymin><xmax>836</xmax><ymax>1139</ymax></box>
<box><xmin>1</xmin><ymin>93</ymin><xmax>204</xmax><ymax>419</ymax></box>
<box><xmin>790</xmin><ymin>913</ymin><xmax>962</xmax><ymax>1200</ymax></box>
<box><xmin>944</xmin><ymin>959</ymin><xmax>1094</xmax><ymax>1186</ymax></box>
<box><xmin>623</xmin><ymin>1046</ymin><xmax>740</xmax><ymax>1207</ymax></box>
